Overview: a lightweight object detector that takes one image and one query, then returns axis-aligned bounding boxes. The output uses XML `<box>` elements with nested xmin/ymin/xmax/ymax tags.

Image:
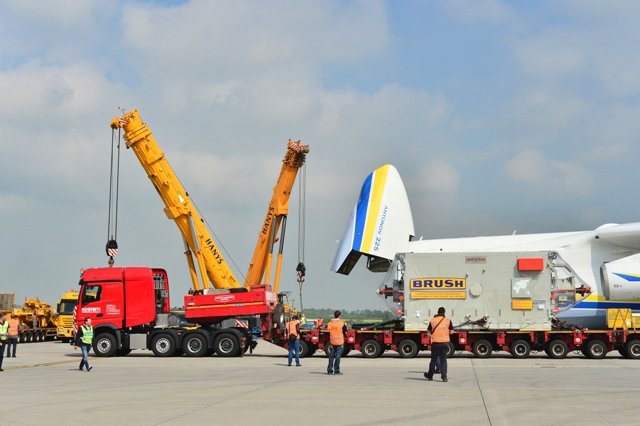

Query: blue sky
<box><xmin>1</xmin><ymin>0</ymin><xmax>639</xmax><ymax>310</ymax></box>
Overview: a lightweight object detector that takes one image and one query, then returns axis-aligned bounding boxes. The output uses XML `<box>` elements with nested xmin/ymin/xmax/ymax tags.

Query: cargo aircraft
<box><xmin>332</xmin><ymin>164</ymin><xmax>640</xmax><ymax>329</ymax></box>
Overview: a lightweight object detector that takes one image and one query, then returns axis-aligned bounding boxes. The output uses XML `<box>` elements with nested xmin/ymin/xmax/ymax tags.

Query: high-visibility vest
<box><xmin>287</xmin><ymin>320</ymin><xmax>299</xmax><ymax>338</ymax></box>
<box><xmin>8</xmin><ymin>319</ymin><xmax>19</xmax><ymax>337</ymax></box>
<box><xmin>327</xmin><ymin>319</ymin><xmax>344</xmax><ymax>346</ymax></box>
<box><xmin>81</xmin><ymin>325</ymin><xmax>93</xmax><ymax>345</ymax></box>
<box><xmin>430</xmin><ymin>316</ymin><xmax>451</xmax><ymax>343</ymax></box>
<box><xmin>0</xmin><ymin>321</ymin><xmax>8</xmax><ymax>341</ymax></box>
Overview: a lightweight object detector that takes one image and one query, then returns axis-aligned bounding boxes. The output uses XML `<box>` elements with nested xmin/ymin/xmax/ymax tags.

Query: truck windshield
<box><xmin>57</xmin><ymin>301</ymin><xmax>76</xmax><ymax>315</ymax></box>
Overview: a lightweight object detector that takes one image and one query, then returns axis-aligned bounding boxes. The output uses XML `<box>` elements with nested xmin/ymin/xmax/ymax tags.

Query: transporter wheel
<box><xmin>583</xmin><ymin>339</ymin><xmax>607</xmax><ymax>359</ymax></box>
<box><xmin>182</xmin><ymin>333</ymin><xmax>208</xmax><ymax>357</ymax></box>
<box><xmin>93</xmin><ymin>333</ymin><xmax>117</xmax><ymax>357</ymax></box>
<box><xmin>510</xmin><ymin>339</ymin><xmax>531</xmax><ymax>359</ymax></box>
<box><xmin>624</xmin><ymin>339</ymin><xmax>640</xmax><ymax>359</ymax></box>
<box><xmin>545</xmin><ymin>339</ymin><xmax>569</xmax><ymax>359</ymax></box>
<box><xmin>472</xmin><ymin>339</ymin><xmax>493</xmax><ymax>358</ymax></box>
<box><xmin>151</xmin><ymin>334</ymin><xmax>176</xmax><ymax>357</ymax></box>
<box><xmin>446</xmin><ymin>342</ymin><xmax>456</xmax><ymax>358</ymax></box>
<box><xmin>116</xmin><ymin>348</ymin><xmax>132</xmax><ymax>356</ymax></box>
<box><xmin>397</xmin><ymin>339</ymin><xmax>419</xmax><ymax>358</ymax></box>
<box><xmin>298</xmin><ymin>340</ymin><xmax>315</xmax><ymax>358</ymax></box>
<box><xmin>214</xmin><ymin>333</ymin><xmax>240</xmax><ymax>357</ymax></box>
<box><xmin>361</xmin><ymin>339</ymin><xmax>383</xmax><ymax>358</ymax></box>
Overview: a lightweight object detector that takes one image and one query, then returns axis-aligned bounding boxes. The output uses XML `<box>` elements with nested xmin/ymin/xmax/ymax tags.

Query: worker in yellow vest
<box><xmin>0</xmin><ymin>314</ymin><xmax>7</xmax><ymax>372</ymax></box>
<box><xmin>74</xmin><ymin>317</ymin><xmax>94</xmax><ymax>372</ymax></box>
<box><xmin>424</xmin><ymin>307</ymin><xmax>453</xmax><ymax>382</ymax></box>
<box><xmin>286</xmin><ymin>315</ymin><xmax>301</xmax><ymax>367</ymax></box>
<box><xmin>326</xmin><ymin>310</ymin><xmax>347</xmax><ymax>375</ymax></box>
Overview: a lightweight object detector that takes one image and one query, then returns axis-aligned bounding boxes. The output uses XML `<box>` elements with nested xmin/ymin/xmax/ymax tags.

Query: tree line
<box><xmin>301</xmin><ymin>308</ymin><xmax>394</xmax><ymax>322</ymax></box>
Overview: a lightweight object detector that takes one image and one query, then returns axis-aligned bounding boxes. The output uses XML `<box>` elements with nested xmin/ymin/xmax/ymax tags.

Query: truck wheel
<box><xmin>94</xmin><ymin>333</ymin><xmax>117</xmax><ymax>357</ymax></box>
<box><xmin>397</xmin><ymin>339</ymin><xmax>419</xmax><ymax>358</ymax></box>
<box><xmin>214</xmin><ymin>333</ymin><xmax>240</xmax><ymax>357</ymax></box>
<box><xmin>183</xmin><ymin>333</ymin><xmax>208</xmax><ymax>357</ymax></box>
<box><xmin>583</xmin><ymin>339</ymin><xmax>607</xmax><ymax>359</ymax></box>
<box><xmin>272</xmin><ymin>304</ymin><xmax>285</xmax><ymax>331</ymax></box>
<box><xmin>624</xmin><ymin>339</ymin><xmax>640</xmax><ymax>359</ymax></box>
<box><xmin>151</xmin><ymin>334</ymin><xmax>176</xmax><ymax>357</ymax></box>
<box><xmin>446</xmin><ymin>342</ymin><xmax>456</xmax><ymax>358</ymax></box>
<box><xmin>298</xmin><ymin>340</ymin><xmax>312</xmax><ymax>358</ymax></box>
<box><xmin>545</xmin><ymin>339</ymin><xmax>568</xmax><ymax>359</ymax></box>
<box><xmin>361</xmin><ymin>339</ymin><xmax>383</xmax><ymax>358</ymax></box>
<box><xmin>472</xmin><ymin>339</ymin><xmax>493</xmax><ymax>358</ymax></box>
<box><xmin>510</xmin><ymin>339</ymin><xmax>531</xmax><ymax>359</ymax></box>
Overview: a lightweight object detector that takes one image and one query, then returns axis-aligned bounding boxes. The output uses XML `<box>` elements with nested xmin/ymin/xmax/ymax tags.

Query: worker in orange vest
<box><xmin>326</xmin><ymin>310</ymin><xmax>347</xmax><ymax>375</ymax></box>
<box><xmin>286</xmin><ymin>315</ymin><xmax>301</xmax><ymax>367</ymax></box>
<box><xmin>424</xmin><ymin>307</ymin><xmax>453</xmax><ymax>382</ymax></box>
<box><xmin>6</xmin><ymin>314</ymin><xmax>20</xmax><ymax>358</ymax></box>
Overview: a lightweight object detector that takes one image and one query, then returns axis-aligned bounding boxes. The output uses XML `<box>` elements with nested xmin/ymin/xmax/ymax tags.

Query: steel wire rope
<box><xmin>106</xmin><ymin>128</ymin><xmax>122</xmax><ymax>263</ymax></box>
<box><xmin>296</xmin><ymin>163</ymin><xmax>307</xmax><ymax>313</ymax></box>
<box><xmin>193</xmin><ymin>199</ymin><xmax>246</xmax><ymax>283</ymax></box>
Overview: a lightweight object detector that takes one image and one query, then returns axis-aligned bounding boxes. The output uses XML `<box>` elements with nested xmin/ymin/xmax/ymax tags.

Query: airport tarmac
<box><xmin>0</xmin><ymin>340</ymin><xmax>638</xmax><ymax>426</ymax></box>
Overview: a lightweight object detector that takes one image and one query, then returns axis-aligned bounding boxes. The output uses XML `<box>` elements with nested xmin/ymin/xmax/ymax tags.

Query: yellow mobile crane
<box><xmin>109</xmin><ymin>109</ymin><xmax>308</xmax><ymax>322</ymax></box>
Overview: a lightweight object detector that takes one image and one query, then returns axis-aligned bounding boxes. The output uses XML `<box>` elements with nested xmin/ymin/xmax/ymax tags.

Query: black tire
<box><xmin>510</xmin><ymin>339</ymin><xmax>531</xmax><ymax>359</ymax></box>
<box><xmin>472</xmin><ymin>339</ymin><xmax>493</xmax><ymax>358</ymax></box>
<box><xmin>116</xmin><ymin>348</ymin><xmax>132</xmax><ymax>356</ymax></box>
<box><xmin>298</xmin><ymin>340</ymin><xmax>316</xmax><ymax>358</ymax></box>
<box><xmin>397</xmin><ymin>339</ymin><xmax>419</xmax><ymax>358</ymax></box>
<box><xmin>214</xmin><ymin>333</ymin><xmax>240</xmax><ymax>357</ymax></box>
<box><xmin>546</xmin><ymin>339</ymin><xmax>569</xmax><ymax>359</ymax></box>
<box><xmin>182</xmin><ymin>333</ymin><xmax>208</xmax><ymax>357</ymax></box>
<box><xmin>446</xmin><ymin>342</ymin><xmax>456</xmax><ymax>358</ymax></box>
<box><xmin>361</xmin><ymin>339</ymin><xmax>383</xmax><ymax>358</ymax></box>
<box><xmin>624</xmin><ymin>339</ymin><xmax>640</xmax><ymax>359</ymax></box>
<box><xmin>150</xmin><ymin>334</ymin><xmax>176</xmax><ymax>357</ymax></box>
<box><xmin>272</xmin><ymin>304</ymin><xmax>285</xmax><ymax>331</ymax></box>
<box><xmin>93</xmin><ymin>333</ymin><xmax>117</xmax><ymax>357</ymax></box>
<box><xmin>583</xmin><ymin>339</ymin><xmax>607</xmax><ymax>359</ymax></box>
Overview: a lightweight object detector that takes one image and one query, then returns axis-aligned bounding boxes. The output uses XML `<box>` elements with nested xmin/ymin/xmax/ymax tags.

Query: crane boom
<box><xmin>244</xmin><ymin>140</ymin><xmax>309</xmax><ymax>292</ymax></box>
<box><xmin>110</xmin><ymin>109</ymin><xmax>239</xmax><ymax>291</ymax></box>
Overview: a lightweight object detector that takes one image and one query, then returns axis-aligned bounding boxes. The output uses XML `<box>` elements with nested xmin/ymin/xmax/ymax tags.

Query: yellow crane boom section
<box><xmin>111</xmin><ymin>109</ymin><xmax>239</xmax><ymax>291</ymax></box>
<box><xmin>244</xmin><ymin>140</ymin><xmax>309</xmax><ymax>292</ymax></box>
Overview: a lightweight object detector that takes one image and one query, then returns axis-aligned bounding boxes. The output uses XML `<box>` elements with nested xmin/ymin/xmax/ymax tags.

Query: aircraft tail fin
<box><xmin>331</xmin><ymin>164</ymin><xmax>414</xmax><ymax>275</ymax></box>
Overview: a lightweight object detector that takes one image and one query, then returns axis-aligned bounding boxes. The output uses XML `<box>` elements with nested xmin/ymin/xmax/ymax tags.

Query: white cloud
<box><xmin>504</xmin><ymin>149</ymin><xmax>592</xmax><ymax>195</ymax></box>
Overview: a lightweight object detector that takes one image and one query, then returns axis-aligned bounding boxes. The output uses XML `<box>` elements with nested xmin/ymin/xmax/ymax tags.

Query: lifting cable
<box><xmin>296</xmin><ymin>163</ymin><xmax>307</xmax><ymax>313</ymax></box>
<box><xmin>106</xmin><ymin>125</ymin><xmax>122</xmax><ymax>266</ymax></box>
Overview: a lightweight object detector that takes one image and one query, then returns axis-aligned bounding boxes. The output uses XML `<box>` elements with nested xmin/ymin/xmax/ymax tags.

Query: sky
<box><xmin>1</xmin><ymin>0</ymin><xmax>640</xmax><ymax>312</ymax></box>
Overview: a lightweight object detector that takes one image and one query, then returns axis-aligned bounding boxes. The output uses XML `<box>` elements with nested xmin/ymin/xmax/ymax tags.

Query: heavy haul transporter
<box><xmin>292</xmin><ymin>164</ymin><xmax>640</xmax><ymax>360</ymax></box>
<box><xmin>75</xmin><ymin>110</ymin><xmax>309</xmax><ymax>357</ymax></box>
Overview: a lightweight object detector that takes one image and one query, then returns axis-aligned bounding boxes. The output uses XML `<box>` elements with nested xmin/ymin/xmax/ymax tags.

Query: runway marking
<box><xmin>471</xmin><ymin>358</ymin><xmax>493</xmax><ymax>426</ymax></box>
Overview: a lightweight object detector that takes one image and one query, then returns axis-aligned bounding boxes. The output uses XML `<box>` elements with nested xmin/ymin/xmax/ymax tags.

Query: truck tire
<box><xmin>446</xmin><ymin>342</ymin><xmax>456</xmax><ymax>358</ymax></box>
<box><xmin>472</xmin><ymin>339</ymin><xmax>493</xmax><ymax>358</ymax></box>
<box><xmin>183</xmin><ymin>333</ymin><xmax>208</xmax><ymax>357</ymax></box>
<box><xmin>545</xmin><ymin>339</ymin><xmax>568</xmax><ymax>359</ymax></box>
<box><xmin>94</xmin><ymin>333</ymin><xmax>117</xmax><ymax>357</ymax></box>
<box><xmin>510</xmin><ymin>339</ymin><xmax>531</xmax><ymax>359</ymax></box>
<box><xmin>397</xmin><ymin>339</ymin><xmax>419</xmax><ymax>358</ymax></box>
<box><xmin>214</xmin><ymin>333</ymin><xmax>240</xmax><ymax>357</ymax></box>
<box><xmin>272</xmin><ymin>304</ymin><xmax>285</xmax><ymax>331</ymax></box>
<box><xmin>361</xmin><ymin>339</ymin><xmax>383</xmax><ymax>358</ymax></box>
<box><xmin>151</xmin><ymin>334</ymin><xmax>177</xmax><ymax>357</ymax></box>
<box><xmin>583</xmin><ymin>339</ymin><xmax>607</xmax><ymax>359</ymax></box>
<box><xmin>298</xmin><ymin>340</ymin><xmax>316</xmax><ymax>358</ymax></box>
<box><xmin>624</xmin><ymin>339</ymin><xmax>640</xmax><ymax>359</ymax></box>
